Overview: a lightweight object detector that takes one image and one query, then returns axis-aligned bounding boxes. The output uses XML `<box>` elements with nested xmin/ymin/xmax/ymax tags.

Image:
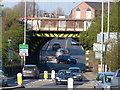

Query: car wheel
<box><xmin>80</xmin><ymin>78</ymin><xmax>83</xmax><ymax>81</ymax></box>
<box><xmin>35</xmin><ymin>75</ymin><xmax>40</xmax><ymax>79</ymax></box>
<box><xmin>57</xmin><ymin>61</ymin><xmax>60</xmax><ymax>63</ymax></box>
<box><xmin>2</xmin><ymin>80</ymin><xmax>7</xmax><ymax>87</ymax></box>
<box><xmin>56</xmin><ymin>82</ymin><xmax>60</xmax><ymax>85</ymax></box>
<box><xmin>5</xmin><ymin>82</ymin><xmax>8</xmax><ymax>87</ymax></box>
<box><xmin>94</xmin><ymin>86</ymin><xmax>96</xmax><ymax>90</ymax></box>
<box><xmin>74</xmin><ymin>61</ymin><xmax>77</xmax><ymax>64</ymax></box>
<box><xmin>65</xmin><ymin>61</ymin><xmax>67</xmax><ymax>64</ymax></box>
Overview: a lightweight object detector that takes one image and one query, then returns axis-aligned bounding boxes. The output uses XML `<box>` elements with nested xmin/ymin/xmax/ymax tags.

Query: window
<box><xmin>116</xmin><ymin>70</ymin><xmax>120</xmax><ymax>77</ymax></box>
<box><xmin>96</xmin><ymin>73</ymin><xmax>104</xmax><ymax>82</ymax></box>
<box><xmin>76</xmin><ymin>8</ymin><xmax>80</xmax><ymax>19</ymax></box>
<box><xmin>86</xmin><ymin>8</ymin><xmax>91</xmax><ymax>19</ymax></box>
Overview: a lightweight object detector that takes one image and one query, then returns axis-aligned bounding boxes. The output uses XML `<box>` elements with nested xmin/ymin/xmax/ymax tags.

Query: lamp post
<box><xmin>100</xmin><ymin>0</ymin><xmax>104</xmax><ymax>72</ymax></box>
<box><xmin>23</xmin><ymin>0</ymin><xmax>27</xmax><ymax>66</ymax></box>
<box><xmin>8</xmin><ymin>39</ymin><xmax>13</xmax><ymax>75</ymax></box>
<box><xmin>8</xmin><ymin>39</ymin><xmax>13</xmax><ymax>62</ymax></box>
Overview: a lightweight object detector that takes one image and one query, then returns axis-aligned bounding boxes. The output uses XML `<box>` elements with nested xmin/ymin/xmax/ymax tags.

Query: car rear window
<box><xmin>54</xmin><ymin>44</ymin><xmax>60</xmax><ymax>45</ymax></box>
<box><xmin>23</xmin><ymin>67</ymin><xmax>35</xmax><ymax>70</ymax></box>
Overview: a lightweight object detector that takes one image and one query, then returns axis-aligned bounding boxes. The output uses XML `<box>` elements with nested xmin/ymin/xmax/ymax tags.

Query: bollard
<box><xmin>68</xmin><ymin>78</ymin><xmax>73</xmax><ymax>90</ymax></box>
<box><xmin>44</xmin><ymin>70</ymin><xmax>48</xmax><ymax>80</ymax></box>
<box><xmin>51</xmin><ymin>70</ymin><xmax>55</xmax><ymax>80</ymax></box>
<box><xmin>17</xmin><ymin>73</ymin><xmax>23</xmax><ymax>85</ymax></box>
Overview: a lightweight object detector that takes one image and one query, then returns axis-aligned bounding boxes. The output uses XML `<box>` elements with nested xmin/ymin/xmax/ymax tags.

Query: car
<box><xmin>94</xmin><ymin>72</ymin><xmax>115</xmax><ymax>89</ymax></box>
<box><xmin>55</xmin><ymin>70</ymin><xmax>72</xmax><ymax>85</ymax></box>
<box><xmin>22</xmin><ymin>65</ymin><xmax>40</xmax><ymax>78</ymax></box>
<box><xmin>71</xmin><ymin>39</ymin><xmax>79</xmax><ymax>45</ymax></box>
<box><xmin>57</xmin><ymin>37</ymin><xmax>66</xmax><ymax>39</ymax></box>
<box><xmin>52</xmin><ymin>42</ymin><xmax>61</xmax><ymax>51</ymax></box>
<box><xmin>56</xmin><ymin>55</ymin><xmax>77</xmax><ymax>64</ymax></box>
<box><xmin>111</xmin><ymin>68</ymin><xmax>120</xmax><ymax>89</ymax></box>
<box><xmin>0</xmin><ymin>70</ymin><xmax>8</xmax><ymax>87</ymax></box>
<box><xmin>55</xmin><ymin>48</ymin><xmax>70</xmax><ymax>57</ymax></box>
<box><xmin>39</xmin><ymin>55</ymin><xmax>48</xmax><ymax>63</ymax></box>
<box><xmin>68</xmin><ymin>67</ymin><xmax>83</xmax><ymax>81</ymax></box>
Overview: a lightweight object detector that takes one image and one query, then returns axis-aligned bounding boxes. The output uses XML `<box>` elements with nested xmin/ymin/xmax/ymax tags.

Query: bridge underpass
<box><xmin>26</xmin><ymin>31</ymin><xmax>81</xmax><ymax>70</ymax></box>
<box><xmin>20</xmin><ymin>17</ymin><xmax>90</xmax><ymax>70</ymax></box>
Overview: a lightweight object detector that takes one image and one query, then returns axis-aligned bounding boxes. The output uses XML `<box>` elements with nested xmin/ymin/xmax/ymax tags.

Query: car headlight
<box><xmin>68</xmin><ymin>59</ymin><xmax>71</xmax><ymax>61</ymax></box>
<box><xmin>56</xmin><ymin>77</ymin><xmax>60</xmax><ymax>79</ymax></box>
<box><xmin>78</xmin><ymin>74</ymin><xmax>81</xmax><ymax>76</ymax></box>
<box><xmin>106</xmin><ymin>85</ymin><xmax>110</xmax><ymax>88</ymax></box>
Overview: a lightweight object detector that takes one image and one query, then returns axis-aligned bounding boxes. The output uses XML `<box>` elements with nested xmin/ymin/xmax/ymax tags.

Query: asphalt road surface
<box><xmin>5</xmin><ymin>37</ymin><xmax>89</xmax><ymax>89</ymax></box>
<box><xmin>43</xmin><ymin>37</ymin><xmax>86</xmax><ymax>72</ymax></box>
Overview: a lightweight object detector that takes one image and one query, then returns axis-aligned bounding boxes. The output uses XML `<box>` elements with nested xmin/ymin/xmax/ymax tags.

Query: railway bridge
<box><xmin>19</xmin><ymin>17</ymin><xmax>91</xmax><ymax>68</ymax></box>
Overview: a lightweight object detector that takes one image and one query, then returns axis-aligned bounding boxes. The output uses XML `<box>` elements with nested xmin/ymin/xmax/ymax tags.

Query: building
<box><xmin>70</xmin><ymin>2</ymin><xmax>108</xmax><ymax>20</ymax></box>
<box><xmin>70</xmin><ymin>1</ymin><xmax>109</xmax><ymax>31</ymax></box>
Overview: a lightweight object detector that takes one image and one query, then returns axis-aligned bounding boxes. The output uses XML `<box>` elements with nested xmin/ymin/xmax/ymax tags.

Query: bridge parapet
<box><xmin>20</xmin><ymin>17</ymin><xmax>91</xmax><ymax>32</ymax></box>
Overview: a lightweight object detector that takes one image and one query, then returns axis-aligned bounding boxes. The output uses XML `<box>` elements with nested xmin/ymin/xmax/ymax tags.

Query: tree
<box><xmin>79</xmin><ymin>2</ymin><xmax>119</xmax><ymax>50</ymax></box>
<box><xmin>12</xmin><ymin>1</ymin><xmax>39</xmax><ymax>17</ymax></box>
<box><xmin>78</xmin><ymin>1</ymin><xmax>120</xmax><ymax>70</ymax></box>
<box><xmin>51</xmin><ymin>8</ymin><xmax>65</xmax><ymax>17</ymax></box>
<box><xmin>104</xmin><ymin>38</ymin><xmax>120</xmax><ymax>71</ymax></box>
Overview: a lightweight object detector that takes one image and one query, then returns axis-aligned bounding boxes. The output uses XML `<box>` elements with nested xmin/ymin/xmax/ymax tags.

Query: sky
<box><xmin>1</xmin><ymin>0</ymin><xmax>114</xmax><ymax>15</ymax></box>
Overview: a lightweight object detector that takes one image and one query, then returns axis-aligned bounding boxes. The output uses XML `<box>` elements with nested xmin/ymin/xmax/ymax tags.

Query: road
<box><xmin>43</xmin><ymin>37</ymin><xmax>86</xmax><ymax>72</ymax></box>
<box><xmin>7</xmin><ymin>72</ymin><xmax>97</xmax><ymax>88</ymax></box>
<box><xmin>5</xmin><ymin>38</ymin><xmax>97</xmax><ymax>89</ymax></box>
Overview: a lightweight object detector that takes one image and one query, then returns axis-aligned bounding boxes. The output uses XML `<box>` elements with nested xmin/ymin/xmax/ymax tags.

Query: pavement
<box><xmin>83</xmin><ymin>72</ymin><xmax>97</xmax><ymax>81</ymax></box>
<box><xmin>76</xmin><ymin>72</ymin><xmax>97</xmax><ymax>88</ymax></box>
<box><xmin>0</xmin><ymin>75</ymin><xmax>25</xmax><ymax>90</ymax></box>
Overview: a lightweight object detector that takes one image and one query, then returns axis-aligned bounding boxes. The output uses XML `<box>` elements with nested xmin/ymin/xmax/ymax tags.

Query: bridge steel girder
<box><xmin>32</xmin><ymin>31</ymin><xmax>81</xmax><ymax>38</ymax></box>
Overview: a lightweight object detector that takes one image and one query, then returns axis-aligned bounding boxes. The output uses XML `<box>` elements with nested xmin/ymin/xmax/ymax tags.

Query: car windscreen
<box><xmin>65</xmin><ymin>55</ymin><xmax>74</xmax><ymax>59</ymax></box>
<box><xmin>58</xmin><ymin>71</ymin><xmax>71</xmax><ymax>75</ymax></box>
<box><xmin>23</xmin><ymin>67</ymin><xmax>35</xmax><ymax>70</ymax></box>
<box><xmin>116</xmin><ymin>70</ymin><xmax>120</xmax><ymax>77</ymax></box>
<box><xmin>70</xmin><ymin>69</ymin><xmax>81</xmax><ymax>73</ymax></box>
<box><xmin>105</xmin><ymin>75</ymin><xmax>113</xmax><ymax>83</ymax></box>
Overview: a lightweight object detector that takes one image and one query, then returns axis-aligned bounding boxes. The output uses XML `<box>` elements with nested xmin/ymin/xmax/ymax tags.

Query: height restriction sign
<box><xmin>19</xmin><ymin>44</ymin><xmax>29</xmax><ymax>56</ymax></box>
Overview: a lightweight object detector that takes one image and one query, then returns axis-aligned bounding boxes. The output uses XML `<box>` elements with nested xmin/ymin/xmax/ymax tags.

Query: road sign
<box><xmin>19</xmin><ymin>44</ymin><xmax>29</xmax><ymax>56</ymax></box>
<box><xmin>19</xmin><ymin>44</ymin><xmax>28</xmax><ymax>49</ymax></box>
<box><xmin>93</xmin><ymin>43</ymin><xmax>105</xmax><ymax>52</ymax></box>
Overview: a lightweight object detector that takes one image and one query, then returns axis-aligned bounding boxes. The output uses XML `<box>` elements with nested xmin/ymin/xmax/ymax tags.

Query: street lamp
<box><xmin>23</xmin><ymin>0</ymin><xmax>27</xmax><ymax>66</ymax></box>
<box><xmin>8</xmin><ymin>39</ymin><xmax>12</xmax><ymax>62</ymax></box>
<box><xmin>8</xmin><ymin>39</ymin><xmax>13</xmax><ymax>63</ymax></box>
<box><xmin>100</xmin><ymin>0</ymin><xmax>104</xmax><ymax>72</ymax></box>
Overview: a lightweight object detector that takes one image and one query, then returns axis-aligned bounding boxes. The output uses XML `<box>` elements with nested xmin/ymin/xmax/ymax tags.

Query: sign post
<box><xmin>19</xmin><ymin>44</ymin><xmax>29</xmax><ymax>65</ymax></box>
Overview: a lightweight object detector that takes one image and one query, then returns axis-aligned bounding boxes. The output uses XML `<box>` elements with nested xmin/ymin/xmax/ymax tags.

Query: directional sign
<box><xmin>19</xmin><ymin>44</ymin><xmax>28</xmax><ymax>49</ymax></box>
<box><xmin>19</xmin><ymin>44</ymin><xmax>29</xmax><ymax>56</ymax></box>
